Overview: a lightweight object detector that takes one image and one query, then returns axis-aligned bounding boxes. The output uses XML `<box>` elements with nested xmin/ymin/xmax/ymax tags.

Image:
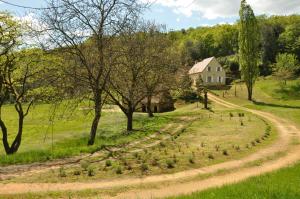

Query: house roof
<box><xmin>188</xmin><ymin>57</ymin><xmax>215</xmax><ymax>75</ymax></box>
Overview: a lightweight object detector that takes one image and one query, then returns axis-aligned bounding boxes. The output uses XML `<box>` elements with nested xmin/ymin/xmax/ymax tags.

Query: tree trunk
<box><xmin>0</xmin><ymin>112</ymin><xmax>24</xmax><ymax>155</ymax></box>
<box><xmin>88</xmin><ymin>95</ymin><xmax>101</xmax><ymax>146</ymax></box>
<box><xmin>204</xmin><ymin>90</ymin><xmax>208</xmax><ymax>109</ymax></box>
<box><xmin>247</xmin><ymin>85</ymin><xmax>253</xmax><ymax>101</ymax></box>
<box><xmin>146</xmin><ymin>95</ymin><xmax>154</xmax><ymax>117</ymax></box>
<box><xmin>126</xmin><ymin>110</ymin><xmax>133</xmax><ymax>131</ymax></box>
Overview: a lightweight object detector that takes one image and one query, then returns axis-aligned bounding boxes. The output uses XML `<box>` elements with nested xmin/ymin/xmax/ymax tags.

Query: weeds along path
<box><xmin>1</xmin><ymin>95</ymin><xmax>300</xmax><ymax>198</ymax></box>
<box><xmin>0</xmin><ymin>117</ymin><xmax>193</xmax><ymax>180</ymax></box>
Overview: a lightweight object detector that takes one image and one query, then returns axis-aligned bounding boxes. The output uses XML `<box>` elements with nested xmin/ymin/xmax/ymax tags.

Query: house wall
<box><xmin>190</xmin><ymin>58</ymin><xmax>226</xmax><ymax>86</ymax></box>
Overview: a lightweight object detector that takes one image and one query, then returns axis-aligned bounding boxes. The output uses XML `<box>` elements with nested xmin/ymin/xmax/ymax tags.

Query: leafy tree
<box><xmin>278</xmin><ymin>23</ymin><xmax>300</xmax><ymax>59</ymax></box>
<box><xmin>274</xmin><ymin>53</ymin><xmax>299</xmax><ymax>85</ymax></box>
<box><xmin>238</xmin><ymin>0</ymin><xmax>260</xmax><ymax>101</ymax></box>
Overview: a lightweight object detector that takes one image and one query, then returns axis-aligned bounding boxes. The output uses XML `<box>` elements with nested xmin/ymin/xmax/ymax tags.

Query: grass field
<box><xmin>2</xmin><ymin>101</ymin><xmax>276</xmax><ymax>184</ymax></box>
<box><xmin>172</xmin><ymin>77</ymin><xmax>300</xmax><ymax>199</ymax></box>
<box><xmin>0</xmin><ymin>102</ymin><xmax>172</xmax><ymax>165</ymax></box>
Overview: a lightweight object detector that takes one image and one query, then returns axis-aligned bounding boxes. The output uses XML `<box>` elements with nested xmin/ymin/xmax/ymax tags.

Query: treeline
<box><xmin>169</xmin><ymin>15</ymin><xmax>300</xmax><ymax>77</ymax></box>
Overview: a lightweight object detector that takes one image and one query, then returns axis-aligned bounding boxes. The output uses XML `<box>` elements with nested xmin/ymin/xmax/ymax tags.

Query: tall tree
<box><xmin>238</xmin><ymin>0</ymin><xmax>260</xmax><ymax>101</ymax></box>
<box><xmin>41</xmin><ymin>0</ymin><xmax>142</xmax><ymax>145</ymax></box>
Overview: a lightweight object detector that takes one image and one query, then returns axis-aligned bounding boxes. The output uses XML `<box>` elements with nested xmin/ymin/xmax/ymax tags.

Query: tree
<box><xmin>107</xmin><ymin>21</ymin><xmax>151</xmax><ymax>131</ymax></box>
<box><xmin>41</xmin><ymin>0</ymin><xmax>142</xmax><ymax>145</ymax></box>
<box><xmin>238</xmin><ymin>0</ymin><xmax>260</xmax><ymax>101</ymax></box>
<box><xmin>195</xmin><ymin>75</ymin><xmax>208</xmax><ymax>109</ymax></box>
<box><xmin>142</xmin><ymin>25</ymin><xmax>178</xmax><ymax>117</ymax></box>
<box><xmin>274</xmin><ymin>53</ymin><xmax>299</xmax><ymax>85</ymax></box>
<box><xmin>278</xmin><ymin>23</ymin><xmax>300</xmax><ymax>59</ymax></box>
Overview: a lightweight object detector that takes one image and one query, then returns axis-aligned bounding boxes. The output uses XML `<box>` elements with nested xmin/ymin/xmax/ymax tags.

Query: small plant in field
<box><xmin>115</xmin><ymin>166</ymin><xmax>123</xmax><ymax>174</ymax></box>
<box><xmin>240</xmin><ymin>120</ymin><xmax>244</xmax><ymax>126</ymax></box>
<box><xmin>235</xmin><ymin>146</ymin><xmax>240</xmax><ymax>151</ymax></box>
<box><xmin>173</xmin><ymin>155</ymin><xmax>178</xmax><ymax>163</ymax></box>
<box><xmin>215</xmin><ymin>145</ymin><xmax>220</xmax><ymax>151</ymax></box>
<box><xmin>201</xmin><ymin>142</ymin><xmax>205</xmax><ymax>147</ymax></box>
<box><xmin>151</xmin><ymin>157</ymin><xmax>160</xmax><ymax>166</ymax></box>
<box><xmin>229</xmin><ymin>112</ymin><xmax>234</xmax><ymax>119</ymax></box>
<box><xmin>164</xmin><ymin>149</ymin><xmax>168</xmax><ymax>155</ymax></box>
<box><xmin>251</xmin><ymin>141</ymin><xmax>256</xmax><ymax>146</ymax></box>
<box><xmin>105</xmin><ymin>160</ymin><xmax>112</xmax><ymax>167</ymax></box>
<box><xmin>59</xmin><ymin>167</ymin><xmax>67</xmax><ymax>177</ymax></box>
<box><xmin>80</xmin><ymin>160</ymin><xmax>90</xmax><ymax>171</ymax></box>
<box><xmin>144</xmin><ymin>149</ymin><xmax>148</xmax><ymax>154</ymax></box>
<box><xmin>126</xmin><ymin>163</ymin><xmax>132</xmax><ymax>170</ymax></box>
<box><xmin>261</xmin><ymin>136</ymin><xmax>265</xmax><ymax>140</ymax></box>
<box><xmin>256</xmin><ymin>138</ymin><xmax>261</xmax><ymax>143</ymax></box>
<box><xmin>238</xmin><ymin>113</ymin><xmax>245</xmax><ymax>117</ymax></box>
<box><xmin>223</xmin><ymin>149</ymin><xmax>229</xmax><ymax>156</ymax></box>
<box><xmin>189</xmin><ymin>157</ymin><xmax>195</xmax><ymax>164</ymax></box>
<box><xmin>141</xmin><ymin>163</ymin><xmax>149</xmax><ymax>173</ymax></box>
<box><xmin>160</xmin><ymin>142</ymin><xmax>166</xmax><ymax>148</ymax></box>
<box><xmin>73</xmin><ymin>169</ymin><xmax>81</xmax><ymax>176</ymax></box>
<box><xmin>166</xmin><ymin>159</ymin><xmax>175</xmax><ymax>169</ymax></box>
<box><xmin>88</xmin><ymin>167</ymin><xmax>95</xmax><ymax>177</ymax></box>
<box><xmin>208</xmin><ymin>154</ymin><xmax>214</xmax><ymax>159</ymax></box>
<box><xmin>133</xmin><ymin>152</ymin><xmax>139</xmax><ymax>158</ymax></box>
<box><xmin>246</xmin><ymin>144</ymin><xmax>250</xmax><ymax>149</ymax></box>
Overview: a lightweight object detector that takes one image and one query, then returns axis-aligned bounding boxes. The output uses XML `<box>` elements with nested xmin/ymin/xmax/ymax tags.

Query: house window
<box><xmin>218</xmin><ymin>76</ymin><xmax>222</xmax><ymax>83</ymax></box>
<box><xmin>207</xmin><ymin>67</ymin><xmax>211</xmax><ymax>72</ymax></box>
<box><xmin>217</xmin><ymin>67</ymin><xmax>222</xmax><ymax>72</ymax></box>
<box><xmin>207</xmin><ymin>76</ymin><xmax>212</xmax><ymax>83</ymax></box>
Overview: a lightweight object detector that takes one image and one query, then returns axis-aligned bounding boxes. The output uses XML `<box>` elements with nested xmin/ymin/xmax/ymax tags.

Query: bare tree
<box><xmin>40</xmin><ymin>0</ymin><xmax>143</xmax><ymax>145</ymax></box>
<box><xmin>106</xmin><ymin>21</ymin><xmax>148</xmax><ymax>131</ymax></box>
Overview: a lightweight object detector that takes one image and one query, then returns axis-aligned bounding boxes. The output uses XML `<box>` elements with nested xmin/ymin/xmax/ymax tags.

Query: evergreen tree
<box><xmin>238</xmin><ymin>0</ymin><xmax>260</xmax><ymax>101</ymax></box>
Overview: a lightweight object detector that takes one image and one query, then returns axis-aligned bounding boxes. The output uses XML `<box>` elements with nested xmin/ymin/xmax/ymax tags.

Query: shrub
<box><xmin>141</xmin><ymin>163</ymin><xmax>149</xmax><ymax>172</ymax></box>
<box><xmin>166</xmin><ymin>159</ymin><xmax>175</xmax><ymax>169</ymax></box>
<box><xmin>215</xmin><ymin>145</ymin><xmax>220</xmax><ymax>151</ymax></box>
<box><xmin>80</xmin><ymin>160</ymin><xmax>90</xmax><ymax>171</ymax></box>
<box><xmin>229</xmin><ymin>112</ymin><xmax>234</xmax><ymax>119</ymax></box>
<box><xmin>115</xmin><ymin>166</ymin><xmax>123</xmax><ymax>174</ymax></box>
<box><xmin>208</xmin><ymin>154</ymin><xmax>214</xmax><ymax>159</ymax></box>
<box><xmin>59</xmin><ymin>167</ymin><xmax>67</xmax><ymax>177</ymax></box>
<box><xmin>127</xmin><ymin>164</ymin><xmax>133</xmax><ymax>170</ymax></box>
<box><xmin>88</xmin><ymin>167</ymin><xmax>95</xmax><ymax>177</ymax></box>
<box><xmin>189</xmin><ymin>157</ymin><xmax>195</xmax><ymax>164</ymax></box>
<box><xmin>235</xmin><ymin>146</ymin><xmax>240</xmax><ymax>151</ymax></box>
<box><xmin>160</xmin><ymin>142</ymin><xmax>166</xmax><ymax>148</ymax></box>
<box><xmin>240</xmin><ymin>120</ymin><xmax>244</xmax><ymax>126</ymax></box>
<box><xmin>223</xmin><ymin>149</ymin><xmax>229</xmax><ymax>156</ymax></box>
<box><xmin>105</xmin><ymin>160</ymin><xmax>112</xmax><ymax>167</ymax></box>
<box><xmin>151</xmin><ymin>157</ymin><xmax>160</xmax><ymax>166</ymax></box>
<box><xmin>73</xmin><ymin>169</ymin><xmax>81</xmax><ymax>176</ymax></box>
<box><xmin>256</xmin><ymin>138</ymin><xmax>261</xmax><ymax>143</ymax></box>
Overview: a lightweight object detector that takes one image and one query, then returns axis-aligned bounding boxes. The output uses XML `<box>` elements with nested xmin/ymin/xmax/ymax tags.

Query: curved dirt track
<box><xmin>1</xmin><ymin>95</ymin><xmax>300</xmax><ymax>199</ymax></box>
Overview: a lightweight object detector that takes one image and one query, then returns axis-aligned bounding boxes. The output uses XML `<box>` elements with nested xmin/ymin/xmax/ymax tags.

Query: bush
<box><xmin>229</xmin><ymin>112</ymin><xmax>234</xmax><ymax>119</ymax></box>
<box><xmin>235</xmin><ymin>146</ymin><xmax>240</xmax><ymax>151</ymax></box>
<box><xmin>208</xmin><ymin>154</ymin><xmax>214</xmax><ymax>159</ymax></box>
<box><xmin>160</xmin><ymin>142</ymin><xmax>166</xmax><ymax>148</ymax></box>
<box><xmin>141</xmin><ymin>163</ymin><xmax>149</xmax><ymax>172</ymax></box>
<box><xmin>73</xmin><ymin>169</ymin><xmax>81</xmax><ymax>176</ymax></box>
<box><xmin>127</xmin><ymin>164</ymin><xmax>133</xmax><ymax>170</ymax></box>
<box><xmin>251</xmin><ymin>141</ymin><xmax>256</xmax><ymax>146</ymax></box>
<box><xmin>151</xmin><ymin>157</ymin><xmax>160</xmax><ymax>166</ymax></box>
<box><xmin>115</xmin><ymin>166</ymin><xmax>123</xmax><ymax>174</ymax></box>
<box><xmin>105</xmin><ymin>160</ymin><xmax>112</xmax><ymax>167</ymax></box>
<box><xmin>88</xmin><ymin>167</ymin><xmax>95</xmax><ymax>176</ymax></box>
<box><xmin>80</xmin><ymin>160</ymin><xmax>90</xmax><ymax>171</ymax></box>
<box><xmin>215</xmin><ymin>145</ymin><xmax>220</xmax><ymax>151</ymax></box>
<box><xmin>256</xmin><ymin>138</ymin><xmax>261</xmax><ymax>143</ymax></box>
<box><xmin>166</xmin><ymin>159</ymin><xmax>175</xmax><ymax>168</ymax></box>
<box><xmin>59</xmin><ymin>167</ymin><xmax>67</xmax><ymax>177</ymax></box>
<box><xmin>223</xmin><ymin>149</ymin><xmax>229</xmax><ymax>156</ymax></box>
<box><xmin>189</xmin><ymin>157</ymin><xmax>195</xmax><ymax>164</ymax></box>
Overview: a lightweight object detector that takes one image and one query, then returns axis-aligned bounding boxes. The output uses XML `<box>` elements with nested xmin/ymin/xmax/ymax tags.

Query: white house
<box><xmin>188</xmin><ymin>57</ymin><xmax>226</xmax><ymax>86</ymax></box>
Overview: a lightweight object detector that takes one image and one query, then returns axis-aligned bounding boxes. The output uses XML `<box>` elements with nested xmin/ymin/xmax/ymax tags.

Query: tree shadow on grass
<box><xmin>252</xmin><ymin>100</ymin><xmax>300</xmax><ymax>109</ymax></box>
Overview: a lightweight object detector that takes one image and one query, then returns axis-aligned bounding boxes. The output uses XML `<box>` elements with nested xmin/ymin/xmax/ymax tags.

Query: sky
<box><xmin>0</xmin><ymin>0</ymin><xmax>300</xmax><ymax>30</ymax></box>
